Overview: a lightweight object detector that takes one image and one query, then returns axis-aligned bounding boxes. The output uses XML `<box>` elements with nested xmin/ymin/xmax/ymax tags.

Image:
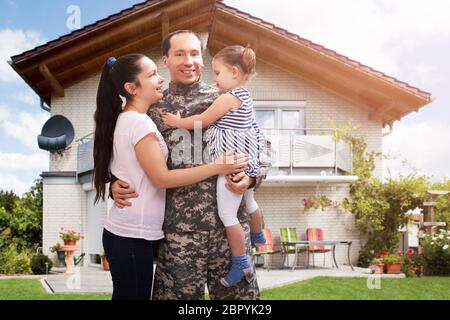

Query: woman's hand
<box><xmin>214</xmin><ymin>150</ymin><xmax>250</xmax><ymax>175</ymax></box>
<box><xmin>162</xmin><ymin>111</ymin><xmax>181</xmax><ymax>127</ymax></box>
<box><xmin>111</xmin><ymin>179</ymin><xmax>139</xmax><ymax>208</ymax></box>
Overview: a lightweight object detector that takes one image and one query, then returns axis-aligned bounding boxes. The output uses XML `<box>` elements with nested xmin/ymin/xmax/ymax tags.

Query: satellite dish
<box><xmin>37</xmin><ymin>115</ymin><xmax>75</xmax><ymax>153</ymax></box>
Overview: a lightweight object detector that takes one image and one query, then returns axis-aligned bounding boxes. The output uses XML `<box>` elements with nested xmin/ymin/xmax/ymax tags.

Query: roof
<box><xmin>10</xmin><ymin>0</ymin><xmax>432</xmax><ymax>126</ymax></box>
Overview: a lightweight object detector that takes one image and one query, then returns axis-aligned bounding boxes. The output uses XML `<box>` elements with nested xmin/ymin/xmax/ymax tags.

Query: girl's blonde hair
<box><xmin>214</xmin><ymin>45</ymin><xmax>256</xmax><ymax>77</ymax></box>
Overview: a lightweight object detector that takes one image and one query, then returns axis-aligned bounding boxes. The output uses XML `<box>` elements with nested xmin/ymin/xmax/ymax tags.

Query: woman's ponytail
<box><xmin>93</xmin><ymin>54</ymin><xmax>145</xmax><ymax>203</ymax></box>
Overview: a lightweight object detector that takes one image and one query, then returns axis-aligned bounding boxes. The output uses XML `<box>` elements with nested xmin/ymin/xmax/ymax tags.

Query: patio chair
<box><xmin>251</xmin><ymin>228</ymin><xmax>281</xmax><ymax>270</ymax></box>
<box><xmin>279</xmin><ymin>227</ymin><xmax>306</xmax><ymax>268</ymax></box>
<box><xmin>306</xmin><ymin>228</ymin><xmax>332</xmax><ymax>268</ymax></box>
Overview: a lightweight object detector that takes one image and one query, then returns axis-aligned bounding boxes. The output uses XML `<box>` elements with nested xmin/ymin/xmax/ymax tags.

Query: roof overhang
<box><xmin>10</xmin><ymin>0</ymin><xmax>431</xmax><ymax>126</ymax></box>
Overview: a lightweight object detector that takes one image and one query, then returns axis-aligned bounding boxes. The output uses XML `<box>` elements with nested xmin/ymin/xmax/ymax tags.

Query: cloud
<box><xmin>0</xmin><ymin>28</ymin><xmax>47</xmax><ymax>83</ymax></box>
<box><xmin>0</xmin><ymin>173</ymin><xmax>34</xmax><ymax>197</ymax></box>
<box><xmin>12</xmin><ymin>91</ymin><xmax>40</xmax><ymax>105</ymax></box>
<box><xmin>0</xmin><ymin>104</ymin><xmax>49</xmax><ymax>150</ymax></box>
<box><xmin>0</xmin><ymin>152</ymin><xmax>48</xmax><ymax>173</ymax></box>
<box><xmin>225</xmin><ymin>0</ymin><xmax>450</xmax><ymax>78</ymax></box>
<box><xmin>0</xmin><ymin>152</ymin><xmax>48</xmax><ymax>196</ymax></box>
<box><xmin>383</xmin><ymin>121</ymin><xmax>450</xmax><ymax>180</ymax></box>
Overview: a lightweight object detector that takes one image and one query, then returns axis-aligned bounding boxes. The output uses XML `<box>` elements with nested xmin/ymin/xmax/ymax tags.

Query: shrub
<box><xmin>0</xmin><ymin>244</ymin><xmax>31</xmax><ymax>275</ymax></box>
<box><xmin>402</xmin><ymin>252</ymin><xmax>426</xmax><ymax>277</ymax></box>
<box><xmin>30</xmin><ymin>254</ymin><xmax>53</xmax><ymax>275</ymax></box>
<box><xmin>421</xmin><ymin>229</ymin><xmax>450</xmax><ymax>275</ymax></box>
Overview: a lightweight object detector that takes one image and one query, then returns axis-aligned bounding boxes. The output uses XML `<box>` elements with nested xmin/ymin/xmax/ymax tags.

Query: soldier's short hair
<box><xmin>161</xmin><ymin>30</ymin><xmax>203</xmax><ymax>57</ymax></box>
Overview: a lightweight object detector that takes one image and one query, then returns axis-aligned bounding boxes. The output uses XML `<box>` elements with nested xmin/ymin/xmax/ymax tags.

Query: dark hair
<box><xmin>161</xmin><ymin>30</ymin><xmax>203</xmax><ymax>57</ymax></box>
<box><xmin>214</xmin><ymin>45</ymin><xmax>256</xmax><ymax>77</ymax></box>
<box><xmin>93</xmin><ymin>53</ymin><xmax>145</xmax><ymax>204</ymax></box>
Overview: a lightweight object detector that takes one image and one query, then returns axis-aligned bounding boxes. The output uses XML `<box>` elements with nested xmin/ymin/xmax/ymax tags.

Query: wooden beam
<box><xmin>33</xmin><ymin>11</ymin><xmax>211</xmax><ymax>89</ymax></box>
<box><xmin>249</xmin><ymin>37</ymin><xmax>260</xmax><ymax>54</ymax></box>
<box><xmin>368</xmin><ymin>101</ymin><xmax>395</xmax><ymax>120</ymax></box>
<box><xmin>39</xmin><ymin>64</ymin><xmax>64</xmax><ymax>97</ymax></box>
<box><xmin>161</xmin><ymin>11</ymin><xmax>170</xmax><ymax>40</ymax></box>
<box><xmin>20</xmin><ymin>0</ymin><xmax>199</xmax><ymax>73</ymax></box>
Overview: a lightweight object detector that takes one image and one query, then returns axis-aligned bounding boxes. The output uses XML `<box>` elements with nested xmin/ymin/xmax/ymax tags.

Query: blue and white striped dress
<box><xmin>205</xmin><ymin>87</ymin><xmax>265</xmax><ymax>177</ymax></box>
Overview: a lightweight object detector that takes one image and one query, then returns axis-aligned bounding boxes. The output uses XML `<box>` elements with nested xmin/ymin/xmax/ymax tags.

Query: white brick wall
<box><xmin>44</xmin><ymin>35</ymin><xmax>382</xmax><ymax>268</ymax></box>
<box><xmin>43</xmin><ymin>184</ymin><xmax>86</xmax><ymax>263</ymax></box>
<box><xmin>255</xmin><ymin>185</ymin><xmax>361</xmax><ymax>267</ymax></box>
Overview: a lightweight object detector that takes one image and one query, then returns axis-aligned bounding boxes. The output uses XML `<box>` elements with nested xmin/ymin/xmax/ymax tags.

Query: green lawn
<box><xmin>1</xmin><ymin>277</ymin><xmax>450</xmax><ymax>300</ymax></box>
<box><xmin>261</xmin><ymin>276</ymin><xmax>450</xmax><ymax>300</ymax></box>
<box><xmin>0</xmin><ymin>279</ymin><xmax>111</xmax><ymax>300</ymax></box>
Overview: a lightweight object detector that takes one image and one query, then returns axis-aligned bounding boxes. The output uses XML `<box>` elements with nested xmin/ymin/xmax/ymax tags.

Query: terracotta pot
<box><xmin>63</xmin><ymin>239</ymin><xmax>77</xmax><ymax>246</ymax></box>
<box><xmin>385</xmin><ymin>263</ymin><xmax>402</xmax><ymax>274</ymax></box>
<box><xmin>101</xmin><ymin>256</ymin><xmax>110</xmax><ymax>271</ymax></box>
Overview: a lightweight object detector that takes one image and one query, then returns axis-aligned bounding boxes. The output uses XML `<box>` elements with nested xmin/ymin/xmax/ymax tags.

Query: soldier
<box><xmin>111</xmin><ymin>30</ymin><xmax>269</xmax><ymax>300</ymax></box>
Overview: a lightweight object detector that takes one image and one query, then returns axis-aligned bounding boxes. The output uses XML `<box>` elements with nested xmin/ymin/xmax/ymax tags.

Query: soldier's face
<box><xmin>162</xmin><ymin>33</ymin><xmax>203</xmax><ymax>85</ymax></box>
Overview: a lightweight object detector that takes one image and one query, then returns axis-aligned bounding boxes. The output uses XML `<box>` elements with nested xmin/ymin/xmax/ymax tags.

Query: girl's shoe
<box><xmin>250</xmin><ymin>231</ymin><xmax>266</xmax><ymax>247</ymax></box>
<box><xmin>220</xmin><ymin>255</ymin><xmax>252</xmax><ymax>287</ymax></box>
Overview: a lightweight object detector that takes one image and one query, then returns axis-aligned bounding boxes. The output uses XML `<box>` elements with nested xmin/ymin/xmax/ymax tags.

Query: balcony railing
<box><xmin>76</xmin><ymin>128</ymin><xmax>353</xmax><ymax>177</ymax></box>
<box><xmin>261</xmin><ymin>128</ymin><xmax>352</xmax><ymax>175</ymax></box>
<box><xmin>77</xmin><ymin>133</ymin><xmax>94</xmax><ymax>176</ymax></box>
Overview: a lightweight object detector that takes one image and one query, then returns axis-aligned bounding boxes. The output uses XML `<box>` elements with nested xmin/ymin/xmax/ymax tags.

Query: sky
<box><xmin>0</xmin><ymin>0</ymin><xmax>449</xmax><ymax>196</ymax></box>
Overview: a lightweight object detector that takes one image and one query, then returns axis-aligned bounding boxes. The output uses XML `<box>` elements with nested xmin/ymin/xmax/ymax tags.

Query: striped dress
<box><xmin>205</xmin><ymin>87</ymin><xmax>265</xmax><ymax>177</ymax></box>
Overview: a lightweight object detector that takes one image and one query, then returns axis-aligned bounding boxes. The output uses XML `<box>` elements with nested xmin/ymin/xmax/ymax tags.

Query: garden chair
<box><xmin>252</xmin><ymin>228</ymin><xmax>281</xmax><ymax>270</ymax></box>
<box><xmin>279</xmin><ymin>227</ymin><xmax>306</xmax><ymax>268</ymax></box>
<box><xmin>306</xmin><ymin>228</ymin><xmax>332</xmax><ymax>268</ymax></box>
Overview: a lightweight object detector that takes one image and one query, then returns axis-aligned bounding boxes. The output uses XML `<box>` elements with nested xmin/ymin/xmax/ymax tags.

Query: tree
<box><xmin>0</xmin><ymin>179</ymin><xmax>43</xmax><ymax>252</ymax></box>
<box><xmin>0</xmin><ymin>190</ymin><xmax>19</xmax><ymax>212</ymax></box>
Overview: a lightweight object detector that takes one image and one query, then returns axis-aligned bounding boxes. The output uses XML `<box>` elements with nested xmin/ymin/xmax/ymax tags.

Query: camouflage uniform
<box><xmin>147</xmin><ymin>80</ymin><xmax>267</xmax><ymax>300</ymax></box>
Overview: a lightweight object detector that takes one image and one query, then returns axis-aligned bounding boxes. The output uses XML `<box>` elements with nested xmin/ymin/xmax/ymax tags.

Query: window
<box><xmin>254</xmin><ymin>101</ymin><xmax>306</xmax><ymax>168</ymax></box>
<box><xmin>255</xmin><ymin>110</ymin><xmax>276</xmax><ymax>129</ymax></box>
<box><xmin>254</xmin><ymin>101</ymin><xmax>305</xmax><ymax>132</ymax></box>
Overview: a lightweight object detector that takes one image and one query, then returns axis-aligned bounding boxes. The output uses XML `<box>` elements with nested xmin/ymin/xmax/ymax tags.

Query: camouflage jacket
<box><xmin>147</xmin><ymin>80</ymin><xmax>269</xmax><ymax>233</ymax></box>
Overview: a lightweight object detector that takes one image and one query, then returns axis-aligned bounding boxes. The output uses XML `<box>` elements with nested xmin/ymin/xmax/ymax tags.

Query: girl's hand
<box><xmin>214</xmin><ymin>150</ymin><xmax>250</xmax><ymax>175</ymax></box>
<box><xmin>162</xmin><ymin>111</ymin><xmax>181</xmax><ymax>127</ymax></box>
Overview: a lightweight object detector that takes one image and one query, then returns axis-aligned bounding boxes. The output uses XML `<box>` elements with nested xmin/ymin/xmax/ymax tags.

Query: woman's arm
<box><xmin>135</xmin><ymin>133</ymin><xmax>249</xmax><ymax>189</ymax></box>
<box><xmin>162</xmin><ymin>93</ymin><xmax>241</xmax><ymax>129</ymax></box>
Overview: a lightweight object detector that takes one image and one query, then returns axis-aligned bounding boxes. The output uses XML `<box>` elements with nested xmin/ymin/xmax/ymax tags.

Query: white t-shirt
<box><xmin>104</xmin><ymin>111</ymin><xmax>168</xmax><ymax>241</ymax></box>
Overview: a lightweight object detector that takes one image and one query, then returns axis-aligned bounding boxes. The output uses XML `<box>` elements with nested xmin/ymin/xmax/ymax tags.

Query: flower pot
<box><xmin>63</xmin><ymin>239</ymin><xmax>77</xmax><ymax>246</ymax></box>
<box><xmin>369</xmin><ymin>263</ymin><xmax>384</xmax><ymax>274</ymax></box>
<box><xmin>385</xmin><ymin>263</ymin><xmax>402</xmax><ymax>274</ymax></box>
<box><xmin>56</xmin><ymin>250</ymin><xmax>66</xmax><ymax>267</ymax></box>
<box><xmin>101</xmin><ymin>256</ymin><xmax>110</xmax><ymax>271</ymax></box>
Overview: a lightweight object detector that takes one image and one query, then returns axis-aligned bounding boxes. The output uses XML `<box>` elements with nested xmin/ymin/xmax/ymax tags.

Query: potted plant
<box><xmin>369</xmin><ymin>257</ymin><xmax>384</xmax><ymax>274</ymax></box>
<box><xmin>101</xmin><ymin>253</ymin><xmax>110</xmax><ymax>271</ymax></box>
<box><xmin>50</xmin><ymin>242</ymin><xmax>66</xmax><ymax>267</ymax></box>
<box><xmin>59</xmin><ymin>228</ymin><xmax>83</xmax><ymax>246</ymax></box>
<box><xmin>382</xmin><ymin>253</ymin><xmax>404</xmax><ymax>274</ymax></box>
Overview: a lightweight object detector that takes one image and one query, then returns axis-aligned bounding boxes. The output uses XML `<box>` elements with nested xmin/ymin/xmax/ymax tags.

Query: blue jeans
<box><xmin>102</xmin><ymin>228</ymin><xmax>156</xmax><ymax>300</ymax></box>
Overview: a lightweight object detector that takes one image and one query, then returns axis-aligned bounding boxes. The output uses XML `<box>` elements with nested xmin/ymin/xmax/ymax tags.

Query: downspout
<box><xmin>382</xmin><ymin>123</ymin><xmax>393</xmax><ymax>137</ymax></box>
<box><xmin>40</xmin><ymin>97</ymin><xmax>51</xmax><ymax>112</ymax></box>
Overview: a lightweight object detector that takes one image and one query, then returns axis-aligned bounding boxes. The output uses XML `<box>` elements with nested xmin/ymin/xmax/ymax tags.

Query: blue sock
<box><xmin>221</xmin><ymin>255</ymin><xmax>251</xmax><ymax>287</ymax></box>
<box><xmin>251</xmin><ymin>231</ymin><xmax>266</xmax><ymax>247</ymax></box>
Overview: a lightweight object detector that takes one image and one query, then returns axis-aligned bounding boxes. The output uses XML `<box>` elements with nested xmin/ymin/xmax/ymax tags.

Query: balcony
<box><xmin>77</xmin><ymin>133</ymin><xmax>94</xmax><ymax>178</ymax></box>
<box><xmin>261</xmin><ymin>128</ymin><xmax>357</xmax><ymax>186</ymax></box>
<box><xmin>76</xmin><ymin>128</ymin><xmax>357</xmax><ymax>185</ymax></box>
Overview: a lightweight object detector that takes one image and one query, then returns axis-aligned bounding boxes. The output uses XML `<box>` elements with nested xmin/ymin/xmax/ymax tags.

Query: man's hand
<box><xmin>112</xmin><ymin>179</ymin><xmax>138</xmax><ymax>208</ymax></box>
<box><xmin>162</xmin><ymin>111</ymin><xmax>181</xmax><ymax>127</ymax></box>
<box><xmin>225</xmin><ymin>172</ymin><xmax>255</xmax><ymax>194</ymax></box>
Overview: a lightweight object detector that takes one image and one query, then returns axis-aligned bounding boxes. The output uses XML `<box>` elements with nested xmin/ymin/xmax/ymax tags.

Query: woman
<box><xmin>93</xmin><ymin>53</ymin><xmax>249</xmax><ymax>300</ymax></box>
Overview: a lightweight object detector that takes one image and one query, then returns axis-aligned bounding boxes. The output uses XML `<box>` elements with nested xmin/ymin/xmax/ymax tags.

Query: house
<box><xmin>10</xmin><ymin>0</ymin><xmax>432</xmax><ymax>268</ymax></box>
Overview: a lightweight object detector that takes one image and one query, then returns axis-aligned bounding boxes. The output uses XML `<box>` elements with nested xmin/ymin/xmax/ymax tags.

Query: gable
<box><xmin>10</xmin><ymin>0</ymin><xmax>431</xmax><ymax>126</ymax></box>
